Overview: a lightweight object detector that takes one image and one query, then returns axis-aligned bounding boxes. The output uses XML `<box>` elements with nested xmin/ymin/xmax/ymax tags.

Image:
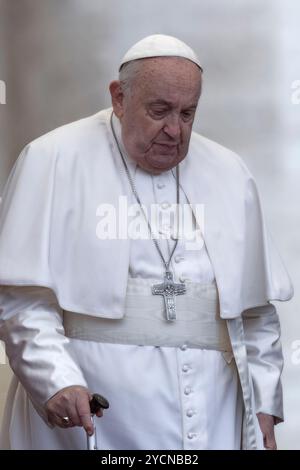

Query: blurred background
<box><xmin>0</xmin><ymin>0</ymin><xmax>299</xmax><ymax>449</ymax></box>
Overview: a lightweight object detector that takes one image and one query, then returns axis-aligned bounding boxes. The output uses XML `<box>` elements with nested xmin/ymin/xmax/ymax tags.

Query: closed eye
<box><xmin>181</xmin><ymin>110</ymin><xmax>196</xmax><ymax>121</ymax></box>
<box><xmin>148</xmin><ymin>108</ymin><xmax>169</xmax><ymax>119</ymax></box>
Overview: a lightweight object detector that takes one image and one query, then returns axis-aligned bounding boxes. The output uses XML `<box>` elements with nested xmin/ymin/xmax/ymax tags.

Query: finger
<box><xmin>264</xmin><ymin>433</ymin><xmax>277</xmax><ymax>450</ymax></box>
<box><xmin>50</xmin><ymin>414</ymin><xmax>74</xmax><ymax>429</ymax></box>
<box><xmin>47</xmin><ymin>399</ymin><xmax>77</xmax><ymax>428</ymax></box>
<box><xmin>64</xmin><ymin>396</ymin><xmax>86</xmax><ymax>427</ymax></box>
<box><xmin>60</xmin><ymin>417</ymin><xmax>75</xmax><ymax>428</ymax></box>
<box><xmin>76</xmin><ymin>394</ymin><xmax>94</xmax><ymax>435</ymax></box>
<box><xmin>65</xmin><ymin>404</ymin><xmax>82</xmax><ymax>427</ymax></box>
<box><xmin>46</xmin><ymin>404</ymin><xmax>67</xmax><ymax>427</ymax></box>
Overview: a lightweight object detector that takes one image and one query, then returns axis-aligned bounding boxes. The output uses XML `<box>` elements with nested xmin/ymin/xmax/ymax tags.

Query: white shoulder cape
<box><xmin>0</xmin><ymin>108</ymin><xmax>293</xmax><ymax>319</ymax></box>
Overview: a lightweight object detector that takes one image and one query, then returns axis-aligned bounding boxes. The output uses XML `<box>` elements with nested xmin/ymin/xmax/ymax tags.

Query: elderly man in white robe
<box><xmin>0</xmin><ymin>35</ymin><xmax>293</xmax><ymax>450</ymax></box>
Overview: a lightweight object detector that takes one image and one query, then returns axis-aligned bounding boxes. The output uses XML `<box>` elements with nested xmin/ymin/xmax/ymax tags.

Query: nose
<box><xmin>163</xmin><ymin>114</ymin><xmax>181</xmax><ymax>140</ymax></box>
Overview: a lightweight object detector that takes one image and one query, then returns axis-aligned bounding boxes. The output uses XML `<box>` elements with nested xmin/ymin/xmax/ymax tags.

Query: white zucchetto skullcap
<box><xmin>119</xmin><ymin>34</ymin><xmax>203</xmax><ymax>72</ymax></box>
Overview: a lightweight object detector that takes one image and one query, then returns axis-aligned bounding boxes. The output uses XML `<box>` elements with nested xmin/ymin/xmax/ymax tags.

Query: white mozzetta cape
<box><xmin>0</xmin><ymin>108</ymin><xmax>293</xmax><ymax>319</ymax></box>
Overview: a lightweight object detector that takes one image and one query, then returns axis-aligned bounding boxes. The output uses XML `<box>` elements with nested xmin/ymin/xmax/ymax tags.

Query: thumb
<box><xmin>264</xmin><ymin>432</ymin><xmax>277</xmax><ymax>450</ymax></box>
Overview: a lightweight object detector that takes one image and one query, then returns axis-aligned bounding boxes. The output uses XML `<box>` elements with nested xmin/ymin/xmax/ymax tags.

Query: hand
<box><xmin>45</xmin><ymin>385</ymin><xmax>103</xmax><ymax>435</ymax></box>
<box><xmin>257</xmin><ymin>412</ymin><xmax>277</xmax><ymax>450</ymax></box>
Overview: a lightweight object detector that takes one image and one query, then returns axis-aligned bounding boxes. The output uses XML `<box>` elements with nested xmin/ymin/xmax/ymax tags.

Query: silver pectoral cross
<box><xmin>152</xmin><ymin>271</ymin><xmax>186</xmax><ymax>321</ymax></box>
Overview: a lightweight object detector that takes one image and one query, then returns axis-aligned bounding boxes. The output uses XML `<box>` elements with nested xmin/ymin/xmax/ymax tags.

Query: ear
<box><xmin>109</xmin><ymin>81</ymin><xmax>124</xmax><ymax>119</ymax></box>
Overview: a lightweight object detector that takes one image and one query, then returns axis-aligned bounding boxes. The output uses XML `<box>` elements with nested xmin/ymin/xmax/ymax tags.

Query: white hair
<box><xmin>118</xmin><ymin>59</ymin><xmax>144</xmax><ymax>94</ymax></box>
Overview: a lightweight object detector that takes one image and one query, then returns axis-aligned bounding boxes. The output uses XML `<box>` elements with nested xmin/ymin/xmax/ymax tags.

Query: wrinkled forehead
<box><xmin>133</xmin><ymin>57</ymin><xmax>202</xmax><ymax>103</ymax></box>
<box><xmin>135</xmin><ymin>56</ymin><xmax>201</xmax><ymax>82</ymax></box>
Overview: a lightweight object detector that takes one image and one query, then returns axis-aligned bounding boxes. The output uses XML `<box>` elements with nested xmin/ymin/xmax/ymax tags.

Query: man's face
<box><xmin>110</xmin><ymin>57</ymin><xmax>202</xmax><ymax>174</ymax></box>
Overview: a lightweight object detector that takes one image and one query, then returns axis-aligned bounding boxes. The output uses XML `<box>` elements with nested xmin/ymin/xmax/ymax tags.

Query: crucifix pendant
<box><xmin>152</xmin><ymin>271</ymin><xmax>186</xmax><ymax>321</ymax></box>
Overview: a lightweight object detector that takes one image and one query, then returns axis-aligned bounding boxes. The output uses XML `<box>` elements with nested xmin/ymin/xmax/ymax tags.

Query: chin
<box><xmin>145</xmin><ymin>155</ymin><xmax>178</xmax><ymax>171</ymax></box>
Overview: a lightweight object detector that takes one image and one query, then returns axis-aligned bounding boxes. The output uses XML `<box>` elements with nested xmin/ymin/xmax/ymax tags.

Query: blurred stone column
<box><xmin>0</xmin><ymin>0</ymin><xmax>117</xmax><ymax>194</ymax></box>
<box><xmin>0</xmin><ymin>0</ymin><xmax>13</xmax><ymax>427</ymax></box>
<box><xmin>0</xmin><ymin>0</ymin><xmax>9</xmax><ymax>192</ymax></box>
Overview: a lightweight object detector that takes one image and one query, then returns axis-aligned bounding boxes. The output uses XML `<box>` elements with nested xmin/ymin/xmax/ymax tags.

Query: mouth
<box><xmin>152</xmin><ymin>143</ymin><xmax>178</xmax><ymax>154</ymax></box>
<box><xmin>153</xmin><ymin>142</ymin><xmax>178</xmax><ymax>148</ymax></box>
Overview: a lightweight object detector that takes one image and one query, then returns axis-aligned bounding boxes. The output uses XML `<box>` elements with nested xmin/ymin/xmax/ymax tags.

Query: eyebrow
<box><xmin>148</xmin><ymin>100</ymin><xmax>198</xmax><ymax>109</ymax></box>
<box><xmin>148</xmin><ymin>100</ymin><xmax>172</xmax><ymax>107</ymax></box>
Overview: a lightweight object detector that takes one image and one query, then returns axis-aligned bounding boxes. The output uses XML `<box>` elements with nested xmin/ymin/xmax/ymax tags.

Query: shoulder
<box><xmin>21</xmin><ymin>108</ymin><xmax>111</xmax><ymax>161</ymax></box>
<box><xmin>8</xmin><ymin>109</ymin><xmax>112</xmax><ymax>193</ymax></box>
<box><xmin>189</xmin><ymin>131</ymin><xmax>253</xmax><ymax>182</ymax></box>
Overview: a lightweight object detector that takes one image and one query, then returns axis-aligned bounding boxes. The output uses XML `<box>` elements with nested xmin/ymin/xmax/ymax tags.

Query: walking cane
<box><xmin>87</xmin><ymin>393</ymin><xmax>110</xmax><ymax>450</ymax></box>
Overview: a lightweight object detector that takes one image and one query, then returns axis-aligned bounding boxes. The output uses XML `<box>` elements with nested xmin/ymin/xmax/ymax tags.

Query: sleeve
<box><xmin>0</xmin><ymin>285</ymin><xmax>88</xmax><ymax>423</ymax></box>
<box><xmin>242</xmin><ymin>302</ymin><xmax>284</xmax><ymax>424</ymax></box>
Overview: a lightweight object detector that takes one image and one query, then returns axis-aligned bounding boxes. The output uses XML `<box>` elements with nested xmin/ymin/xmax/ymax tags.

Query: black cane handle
<box><xmin>89</xmin><ymin>393</ymin><xmax>110</xmax><ymax>414</ymax></box>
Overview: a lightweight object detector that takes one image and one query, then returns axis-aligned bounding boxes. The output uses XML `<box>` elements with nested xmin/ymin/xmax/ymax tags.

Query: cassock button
<box><xmin>182</xmin><ymin>364</ymin><xmax>190</xmax><ymax>372</ymax></box>
<box><xmin>161</xmin><ymin>201</ymin><xmax>170</xmax><ymax>210</ymax></box>
<box><xmin>180</xmin><ymin>344</ymin><xmax>188</xmax><ymax>351</ymax></box>
<box><xmin>184</xmin><ymin>386</ymin><xmax>192</xmax><ymax>395</ymax></box>
<box><xmin>157</xmin><ymin>182</ymin><xmax>165</xmax><ymax>189</ymax></box>
<box><xmin>187</xmin><ymin>432</ymin><xmax>195</xmax><ymax>439</ymax></box>
<box><xmin>174</xmin><ymin>255</ymin><xmax>184</xmax><ymax>263</ymax></box>
<box><xmin>186</xmin><ymin>409</ymin><xmax>194</xmax><ymax>417</ymax></box>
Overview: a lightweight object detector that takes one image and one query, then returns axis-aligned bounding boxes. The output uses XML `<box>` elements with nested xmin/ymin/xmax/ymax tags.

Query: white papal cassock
<box><xmin>0</xmin><ymin>110</ymin><xmax>291</xmax><ymax>450</ymax></box>
<box><xmin>0</xmin><ymin>116</ymin><xmax>263</xmax><ymax>450</ymax></box>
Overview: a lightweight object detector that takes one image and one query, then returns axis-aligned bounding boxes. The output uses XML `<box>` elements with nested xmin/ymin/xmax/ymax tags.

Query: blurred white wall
<box><xmin>0</xmin><ymin>0</ymin><xmax>299</xmax><ymax>449</ymax></box>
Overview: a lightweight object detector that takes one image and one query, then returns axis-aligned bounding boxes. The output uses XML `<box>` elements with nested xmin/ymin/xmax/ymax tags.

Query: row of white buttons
<box><xmin>179</xmin><ymin>345</ymin><xmax>198</xmax><ymax>443</ymax></box>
